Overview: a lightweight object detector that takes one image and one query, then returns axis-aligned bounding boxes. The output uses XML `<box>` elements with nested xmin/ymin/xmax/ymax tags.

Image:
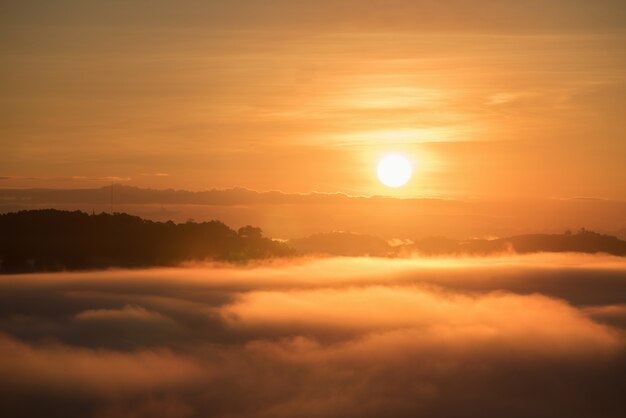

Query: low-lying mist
<box><xmin>1</xmin><ymin>254</ymin><xmax>625</xmax><ymax>418</ymax></box>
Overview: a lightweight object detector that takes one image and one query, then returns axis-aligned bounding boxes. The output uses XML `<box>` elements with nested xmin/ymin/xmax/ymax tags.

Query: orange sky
<box><xmin>1</xmin><ymin>1</ymin><xmax>626</xmax><ymax>198</ymax></box>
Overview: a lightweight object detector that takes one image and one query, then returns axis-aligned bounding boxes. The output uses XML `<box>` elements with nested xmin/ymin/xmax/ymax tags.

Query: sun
<box><xmin>377</xmin><ymin>154</ymin><xmax>412</xmax><ymax>187</ymax></box>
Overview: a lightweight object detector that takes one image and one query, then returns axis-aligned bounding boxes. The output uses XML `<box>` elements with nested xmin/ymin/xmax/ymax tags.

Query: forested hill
<box><xmin>0</xmin><ymin>209</ymin><xmax>294</xmax><ymax>273</ymax></box>
<box><xmin>289</xmin><ymin>230</ymin><xmax>626</xmax><ymax>257</ymax></box>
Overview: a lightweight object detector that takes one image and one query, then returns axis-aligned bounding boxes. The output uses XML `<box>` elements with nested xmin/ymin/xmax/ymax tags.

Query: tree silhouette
<box><xmin>238</xmin><ymin>225</ymin><xmax>263</xmax><ymax>239</ymax></box>
<box><xmin>0</xmin><ymin>210</ymin><xmax>294</xmax><ymax>273</ymax></box>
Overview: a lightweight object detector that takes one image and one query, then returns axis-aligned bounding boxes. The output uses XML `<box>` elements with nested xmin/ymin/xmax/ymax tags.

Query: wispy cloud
<box><xmin>71</xmin><ymin>176</ymin><xmax>132</xmax><ymax>182</ymax></box>
<box><xmin>140</xmin><ymin>173</ymin><xmax>169</xmax><ymax>177</ymax></box>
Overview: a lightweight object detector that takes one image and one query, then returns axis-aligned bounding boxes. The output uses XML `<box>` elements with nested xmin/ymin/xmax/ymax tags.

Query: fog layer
<box><xmin>1</xmin><ymin>254</ymin><xmax>624</xmax><ymax>417</ymax></box>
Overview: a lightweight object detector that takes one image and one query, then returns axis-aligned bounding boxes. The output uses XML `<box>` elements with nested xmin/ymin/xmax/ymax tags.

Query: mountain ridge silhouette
<box><xmin>2</xmin><ymin>210</ymin><xmax>625</xmax><ymax>274</ymax></box>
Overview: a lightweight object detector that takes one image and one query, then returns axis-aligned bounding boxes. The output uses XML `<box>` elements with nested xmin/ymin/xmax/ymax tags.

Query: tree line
<box><xmin>0</xmin><ymin>210</ymin><xmax>294</xmax><ymax>273</ymax></box>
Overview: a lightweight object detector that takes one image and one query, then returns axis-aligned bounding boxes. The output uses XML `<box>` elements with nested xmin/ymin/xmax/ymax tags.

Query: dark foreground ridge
<box><xmin>0</xmin><ymin>209</ymin><xmax>293</xmax><ymax>273</ymax></box>
<box><xmin>2</xmin><ymin>210</ymin><xmax>626</xmax><ymax>273</ymax></box>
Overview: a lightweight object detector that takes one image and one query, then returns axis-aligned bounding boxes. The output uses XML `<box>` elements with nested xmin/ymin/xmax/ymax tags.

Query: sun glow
<box><xmin>377</xmin><ymin>154</ymin><xmax>412</xmax><ymax>187</ymax></box>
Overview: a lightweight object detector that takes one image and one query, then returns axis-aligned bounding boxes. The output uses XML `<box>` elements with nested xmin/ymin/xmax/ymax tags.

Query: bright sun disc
<box><xmin>377</xmin><ymin>154</ymin><xmax>412</xmax><ymax>187</ymax></box>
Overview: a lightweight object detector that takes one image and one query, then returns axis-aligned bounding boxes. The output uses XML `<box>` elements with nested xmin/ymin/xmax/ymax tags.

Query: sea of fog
<box><xmin>1</xmin><ymin>254</ymin><xmax>625</xmax><ymax>418</ymax></box>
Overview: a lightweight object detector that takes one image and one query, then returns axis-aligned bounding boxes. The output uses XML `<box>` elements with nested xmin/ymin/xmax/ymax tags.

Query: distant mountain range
<box><xmin>0</xmin><ymin>184</ymin><xmax>363</xmax><ymax>205</ymax></box>
<box><xmin>1</xmin><ymin>210</ymin><xmax>625</xmax><ymax>274</ymax></box>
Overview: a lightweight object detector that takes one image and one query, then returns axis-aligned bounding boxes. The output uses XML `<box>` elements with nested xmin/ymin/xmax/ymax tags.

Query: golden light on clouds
<box><xmin>1</xmin><ymin>255</ymin><xmax>625</xmax><ymax>417</ymax></box>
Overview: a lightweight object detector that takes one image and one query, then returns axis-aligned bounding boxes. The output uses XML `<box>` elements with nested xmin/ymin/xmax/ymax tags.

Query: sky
<box><xmin>1</xmin><ymin>0</ymin><xmax>626</xmax><ymax>198</ymax></box>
